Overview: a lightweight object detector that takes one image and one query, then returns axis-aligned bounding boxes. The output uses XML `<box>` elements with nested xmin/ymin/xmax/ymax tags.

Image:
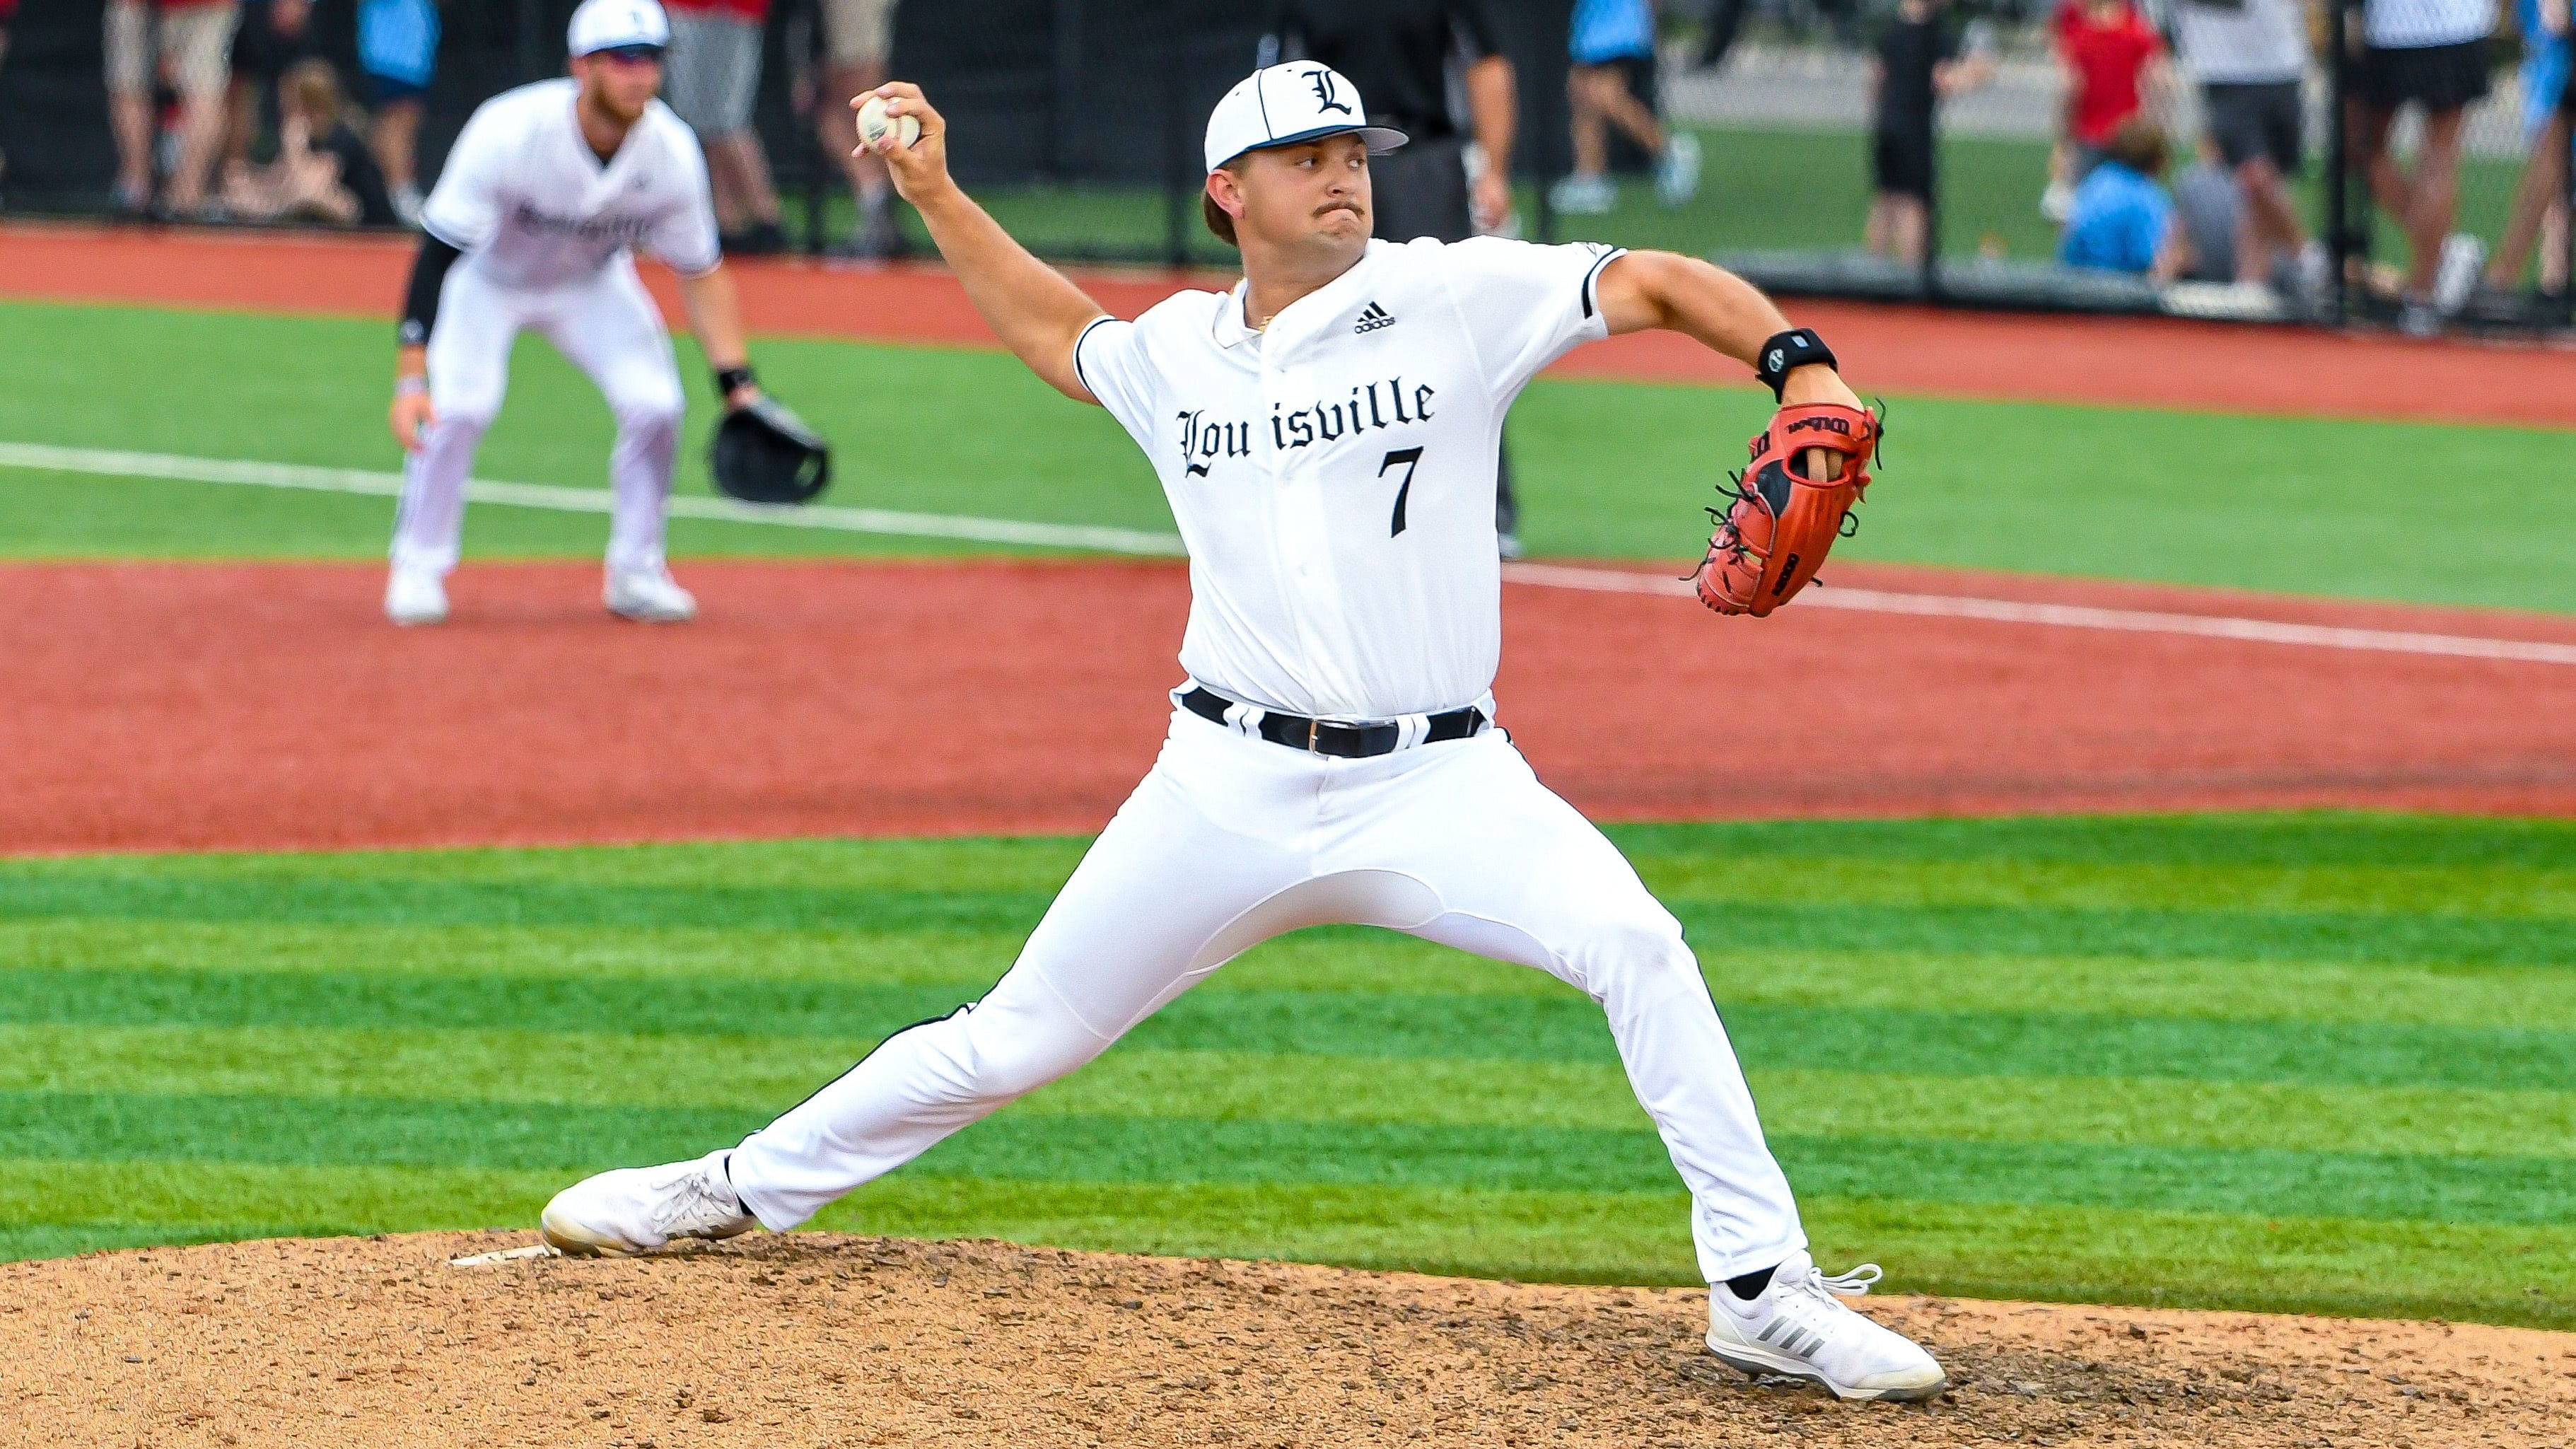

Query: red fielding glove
<box><xmin>1693</xmin><ymin>403</ymin><xmax>1881</xmax><ymax>617</ymax></box>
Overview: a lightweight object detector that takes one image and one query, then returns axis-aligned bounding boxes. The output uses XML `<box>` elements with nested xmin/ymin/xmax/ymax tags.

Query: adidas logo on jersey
<box><xmin>1353</xmin><ymin>301</ymin><xmax>1397</xmax><ymax>334</ymax></box>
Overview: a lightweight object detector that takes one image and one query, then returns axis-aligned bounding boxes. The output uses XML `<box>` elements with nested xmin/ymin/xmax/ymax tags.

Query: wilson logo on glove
<box><xmin>1691</xmin><ymin>403</ymin><xmax>1882</xmax><ymax>618</ymax></box>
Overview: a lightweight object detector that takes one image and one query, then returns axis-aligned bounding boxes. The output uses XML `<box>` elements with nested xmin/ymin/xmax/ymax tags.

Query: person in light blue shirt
<box><xmin>2483</xmin><ymin>0</ymin><xmax>2570</xmax><ymax>293</ymax></box>
<box><xmin>1573</xmin><ymin>0</ymin><xmax>1656</xmax><ymax>60</ymax></box>
<box><xmin>1551</xmin><ymin>0</ymin><xmax>1702</xmax><ymax>213</ymax></box>
<box><xmin>2059</xmin><ymin>116</ymin><xmax>2191</xmax><ymax>279</ymax></box>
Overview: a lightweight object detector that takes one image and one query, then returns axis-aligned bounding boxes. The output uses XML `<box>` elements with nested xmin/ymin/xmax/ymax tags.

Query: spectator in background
<box><xmin>107</xmin><ymin>0</ymin><xmax>242</xmax><ymax>218</ymax></box>
<box><xmin>2169</xmin><ymin>135</ymin><xmax>2243</xmax><ymax>282</ymax></box>
<box><xmin>2351</xmin><ymin>0</ymin><xmax>2497</xmax><ymax>332</ymax></box>
<box><xmin>666</xmin><ymin>0</ymin><xmax>786</xmax><ymax>253</ymax></box>
<box><xmin>2061</xmin><ymin>115</ymin><xmax>2193</xmax><ymax>279</ymax></box>
<box><xmin>1260</xmin><ymin>0</ymin><xmax>1527</xmax><ymax>552</ymax></box>
<box><xmin>225</xmin><ymin>0</ymin><xmax>314</xmax><ymax>176</ymax></box>
<box><xmin>2170</xmin><ymin>0</ymin><xmax>2326</xmax><ymax>296</ymax></box>
<box><xmin>221</xmin><ymin>57</ymin><xmax>396</xmax><ymax>225</ymax></box>
<box><xmin>1549</xmin><ymin>0</ymin><xmax>1702</xmax><ymax>214</ymax></box>
<box><xmin>1866</xmin><ymin>0</ymin><xmax>1993</xmax><ymax>264</ymax></box>
<box><xmin>810</xmin><ymin>0</ymin><xmax>903</xmax><ymax>257</ymax></box>
<box><xmin>2484</xmin><ymin>0</ymin><xmax>2571</xmax><ymax>296</ymax></box>
<box><xmin>358</xmin><ymin>0</ymin><xmax>438</xmax><ymax>226</ymax></box>
<box><xmin>2044</xmin><ymin>0</ymin><xmax>2168</xmax><ymax>221</ymax></box>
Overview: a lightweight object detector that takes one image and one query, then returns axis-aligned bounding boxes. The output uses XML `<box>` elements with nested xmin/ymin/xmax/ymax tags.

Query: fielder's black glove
<box><xmin>709</xmin><ymin>395</ymin><xmax>832</xmax><ymax>506</ymax></box>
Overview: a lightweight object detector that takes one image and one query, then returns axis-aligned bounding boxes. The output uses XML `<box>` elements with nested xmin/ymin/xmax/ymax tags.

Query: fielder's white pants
<box><xmin>728</xmin><ymin>704</ymin><xmax>1809</xmax><ymax>1284</ymax></box>
<box><xmin>391</xmin><ymin>257</ymin><xmax>684</xmax><ymax>578</ymax></box>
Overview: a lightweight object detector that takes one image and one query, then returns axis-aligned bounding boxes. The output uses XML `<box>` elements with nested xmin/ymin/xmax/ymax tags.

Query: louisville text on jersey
<box><xmin>1175</xmin><ymin>376</ymin><xmax>1438</xmax><ymax>479</ymax></box>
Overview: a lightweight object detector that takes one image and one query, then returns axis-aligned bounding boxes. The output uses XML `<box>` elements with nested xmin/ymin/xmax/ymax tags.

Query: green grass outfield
<box><xmin>4</xmin><ymin>815</ymin><xmax>2572</xmax><ymax>1329</ymax></box>
<box><xmin>5</xmin><ymin>298</ymin><xmax>2576</xmax><ymax>610</ymax></box>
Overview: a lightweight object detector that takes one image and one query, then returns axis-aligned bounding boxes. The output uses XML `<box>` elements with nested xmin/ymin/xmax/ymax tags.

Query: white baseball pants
<box><xmin>728</xmin><ymin>704</ymin><xmax>1809</xmax><ymax>1284</ymax></box>
<box><xmin>391</xmin><ymin>257</ymin><xmax>685</xmax><ymax>578</ymax></box>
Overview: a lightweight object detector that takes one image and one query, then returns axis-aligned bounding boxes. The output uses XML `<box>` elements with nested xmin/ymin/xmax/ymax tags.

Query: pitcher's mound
<box><xmin>4</xmin><ymin>1231</ymin><xmax>2568</xmax><ymax>1446</ymax></box>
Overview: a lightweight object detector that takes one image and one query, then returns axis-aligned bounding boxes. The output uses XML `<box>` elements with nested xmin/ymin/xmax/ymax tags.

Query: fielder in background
<box><xmin>541</xmin><ymin>61</ymin><xmax>1941</xmax><ymax>1404</ymax></box>
<box><xmin>384</xmin><ymin>0</ymin><xmax>759</xmax><ymax>625</ymax></box>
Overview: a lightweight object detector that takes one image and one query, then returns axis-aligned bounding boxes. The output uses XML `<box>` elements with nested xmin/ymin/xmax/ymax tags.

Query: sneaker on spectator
<box><xmin>391</xmin><ymin>182</ymin><xmax>425</xmax><ymax>230</ymax></box>
<box><xmin>114</xmin><ymin>177</ymin><xmax>153</xmax><ymax>218</ymax></box>
<box><xmin>2432</xmin><ymin>233</ymin><xmax>2486</xmax><ymax>317</ymax></box>
<box><xmin>2041</xmin><ymin>180</ymin><xmax>2075</xmax><ymax>224</ymax></box>
<box><xmin>2292</xmin><ymin>239</ymin><xmax>2331</xmax><ymax>301</ymax></box>
<box><xmin>1656</xmin><ymin>133</ymin><xmax>1703</xmax><ymax>207</ymax></box>
<box><xmin>1549</xmin><ymin>173</ymin><xmax>1616</xmax><ymax>216</ymax></box>
<box><xmin>2398</xmin><ymin>293</ymin><xmax>2442</xmax><ymax>338</ymax></box>
<box><xmin>831</xmin><ymin>197</ymin><xmax>912</xmax><ymax>261</ymax></box>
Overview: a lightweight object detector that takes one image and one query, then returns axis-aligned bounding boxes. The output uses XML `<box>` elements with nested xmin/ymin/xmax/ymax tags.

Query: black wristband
<box><xmin>715</xmin><ymin>366</ymin><xmax>757</xmax><ymax>397</ymax></box>
<box><xmin>1752</xmin><ymin>328</ymin><xmax>1836</xmax><ymax>402</ymax></box>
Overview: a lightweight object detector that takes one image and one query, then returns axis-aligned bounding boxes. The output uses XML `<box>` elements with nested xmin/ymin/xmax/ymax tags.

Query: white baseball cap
<box><xmin>567</xmin><ymin>0</ymin><xmax>670</xmax><ymax>57</ymax></box>
<box><xmin>1203</xmin><ymin>62</ymin><xmax>1407</xmax><ymax>174</ymax></box>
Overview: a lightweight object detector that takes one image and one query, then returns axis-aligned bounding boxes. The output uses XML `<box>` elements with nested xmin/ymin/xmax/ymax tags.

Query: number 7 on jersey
<box><xmin>1378</xmin><ymin>447</ymin><xmax>1424</xmax><ymax>538</ymax></box>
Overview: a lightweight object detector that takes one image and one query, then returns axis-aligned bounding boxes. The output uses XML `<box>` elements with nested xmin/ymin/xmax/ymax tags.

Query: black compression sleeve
<box><xmin>397</xmin><ymin>235</ymin><xmax>463</xmax><ymax>348</ymax></box>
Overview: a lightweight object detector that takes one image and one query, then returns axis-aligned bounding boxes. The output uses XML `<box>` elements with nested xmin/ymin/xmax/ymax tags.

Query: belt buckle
<box><xmin>1306</xmin><ymin>717</ymin><xmax>1322</xmax><ymax>752</ymax></box>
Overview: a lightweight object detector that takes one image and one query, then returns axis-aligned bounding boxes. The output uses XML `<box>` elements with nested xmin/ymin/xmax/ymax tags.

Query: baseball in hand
<box><xmin>856</xmin><ymin>95</ymin><xmax>921</xmax><ymax>151</ymax></box>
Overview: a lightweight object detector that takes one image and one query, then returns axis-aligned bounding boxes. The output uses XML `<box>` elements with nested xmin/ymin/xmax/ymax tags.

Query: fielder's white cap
<box><xmin>567</xmin><ymin>0</ymin><xmax>670</xmax><ymax>56</ymax></box>
<box><xmin>1203</xmin><ymin>62</ymin><xmax>1407</xmax><ymax>174</ymax></box>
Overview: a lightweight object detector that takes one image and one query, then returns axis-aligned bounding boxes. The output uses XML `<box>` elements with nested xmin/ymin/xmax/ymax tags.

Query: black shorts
<box><xmin>2203</xmin><ymin>80</ymin><xmax>2304</xmax><ymax>175</ymax></box>
<box><xmin>2359</xmin><ymin>39</ymin><xmax>2492</xmax><ymax>112</ymax></box>
<box><xmin>231</xmin><ymin>0</ymin><xmax>317</xmax><ymax>85</ymax></box>
<box><xmin>1872</xmin><ymin>127</ymin><xmax>1933</xmax><ymax>201</ymax></box>
<box><xmin>1368</xmin><ymin>135</ymin><xmax>1474</xmax><ymax>245</ymax></box>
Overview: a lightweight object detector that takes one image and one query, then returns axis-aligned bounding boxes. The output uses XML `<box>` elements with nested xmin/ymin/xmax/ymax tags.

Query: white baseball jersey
<box><xmin>421</xmin><ymin>78</ymin><xmax>722</xmax><ymax>290</ymax></box>
<box><xmin>1074</xmin><ymin>235</ymin><xmax>1625</xmax><ymax>721</ymax></box>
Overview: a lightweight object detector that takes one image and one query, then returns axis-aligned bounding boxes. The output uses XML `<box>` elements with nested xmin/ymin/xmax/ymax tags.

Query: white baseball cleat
<box><xmin>540</xmin><ymin>1149</ymin><xmax>757</xmax><ymax>1257</ymax></box>
<box><xmin>384</xmin><ymin>566</ymin><xmax>449</xmax><ymax>626</ymax></box>
<box><xmin>604</xmin><ymin>567</ymin><xmax>698</xmax><ymax>623</ymax></box>
<box><xmin>1704</xmin><ymin>1251</ymin><xmax>1947</xmax><ymax>1402</ymax></box>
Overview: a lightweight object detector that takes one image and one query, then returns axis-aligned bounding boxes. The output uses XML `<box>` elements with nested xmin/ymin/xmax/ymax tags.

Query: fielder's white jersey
<box><xmin>1076</xmin><ymin>235</ymin><xmax>1624</xmax><ymax>721</ymax></box>
<box><xmin>421</xmin><ymin>78</ymin><xmax>722</xmax><ymax>290</ymax></box>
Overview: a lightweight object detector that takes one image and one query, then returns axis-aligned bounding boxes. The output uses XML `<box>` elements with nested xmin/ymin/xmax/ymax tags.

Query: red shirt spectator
<box><xmin>2056</xmin><ymin>0</ymin><xmax>2164</xmax><ymax>146</ymax></box>
<box><xmin>664</xmin><ymin>0</ymin><xmax>770</xmax><ymax>18</ymax></box>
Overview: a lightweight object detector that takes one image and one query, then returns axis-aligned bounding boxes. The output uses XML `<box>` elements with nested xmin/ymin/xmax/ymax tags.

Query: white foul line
<box><xmin>0</xmin><ymin>441</ymin><xmax>1188</xmax><ymax>557</ymax></box>
<box><xmin>9</xmin><ymin>440</ymin><xmax>2575</xmax><ymax>668</ymax></box>
<box><xmin>1498</xmin><ymin>561</ymin><xmax>2576</xmax><ymax>667</ymax></box>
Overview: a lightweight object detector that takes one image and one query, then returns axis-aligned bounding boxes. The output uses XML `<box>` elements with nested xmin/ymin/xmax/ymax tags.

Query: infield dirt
<box><xmin>6</xmin><ymin>1231</ymin><xmax>2571</xmax><ymax>1448</ymax></box>
<box><xmin>13</xmin><ymin>559</ymin><xmax>2576</xmax><ymax>854</ymax></box>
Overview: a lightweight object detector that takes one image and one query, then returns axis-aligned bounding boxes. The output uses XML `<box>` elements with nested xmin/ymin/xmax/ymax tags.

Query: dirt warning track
<box><xmin>4</xmin><ymin>1232</ymin><xmax>2570</xmax><ymax>1448</ymax></box>
<box><xmin>8</xmin><ymin>558</ymin><xmax>2575</xmax><ymax>856</ymax></box>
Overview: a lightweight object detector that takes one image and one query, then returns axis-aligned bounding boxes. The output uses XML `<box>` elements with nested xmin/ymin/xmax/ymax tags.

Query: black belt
<box><xmin>1180</xmin><ymin>686</ymin><xmax>1486</xmax><ymax>759</ymax></box>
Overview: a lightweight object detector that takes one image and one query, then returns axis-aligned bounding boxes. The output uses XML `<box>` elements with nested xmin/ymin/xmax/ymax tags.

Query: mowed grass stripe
<box><xmin>18</xmin><ymin>918</ymin><xmax>2576</xmax><ymax>1032</ymax></box>
<box><xmin>1613</xmin><ymin>814</ymin><xmax>2576</xmax><ymax>871</ymax></box>
<box><xmin>9</xmin><ymin>867</ymin><xmax>2573</xmax><ymax>967</ymax></box>
<box><xmin>9</xmin><ymin>965</ymin><xmax>2572</xmax><ymax>1090</ymax></box>
<box><xmin>25</xmin><ymin>813</ymin><xmax>2570</xmax><ymax>876</ymax></box>
<box><xmin>10</xmin><ymin>1091</ymin><xmax>2572</xmax><ymax>1226</ymax></box>
<box><xmin>14</xmin><ymin>1026</ymin><xmax>2575</xmax><ymax>1160</ymax></box>
<box><xmin>12</xmin><ymin>1162</ymin><xmax>2570</xmax><ymax>1327</ymax></box>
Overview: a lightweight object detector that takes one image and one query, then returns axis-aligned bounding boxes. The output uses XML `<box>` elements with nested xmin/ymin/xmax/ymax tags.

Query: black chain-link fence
<box><xmin>0</xmin><ymin>0</ymin><xmax>2565</xmax><ymax>335</ymax></box>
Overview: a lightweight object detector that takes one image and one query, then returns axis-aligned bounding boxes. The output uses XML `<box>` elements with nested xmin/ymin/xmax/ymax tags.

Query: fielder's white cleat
<box><xmin>604</xmin><ymin>566</ymin><xmax>698</xmax><ymax>623</ymax></box>
<box><xmin>384</xmin><ymin>566</ymin><xmax>449</xmax><ymax>626</ymax></box>
<box><xmin>1704</xmin><ymin>1251</ymin><xmax>1947</xmax><ymax>1402</ymax></box>
<box><xmin>540</xmin><ymin>1149</ymin><xmax>757</xmax><ymax>1257</ymax></box>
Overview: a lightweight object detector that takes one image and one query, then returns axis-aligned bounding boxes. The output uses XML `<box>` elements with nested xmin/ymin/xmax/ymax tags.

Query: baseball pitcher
<box><xmin>383</xmin><ymin>0</ymin><xmax>761</xmax><ymax>625</ymax></box>
<box><xmin>540</xmin><ymin>63</ymin><xmax>1938</xmax><ymax>1402</ymax></box>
